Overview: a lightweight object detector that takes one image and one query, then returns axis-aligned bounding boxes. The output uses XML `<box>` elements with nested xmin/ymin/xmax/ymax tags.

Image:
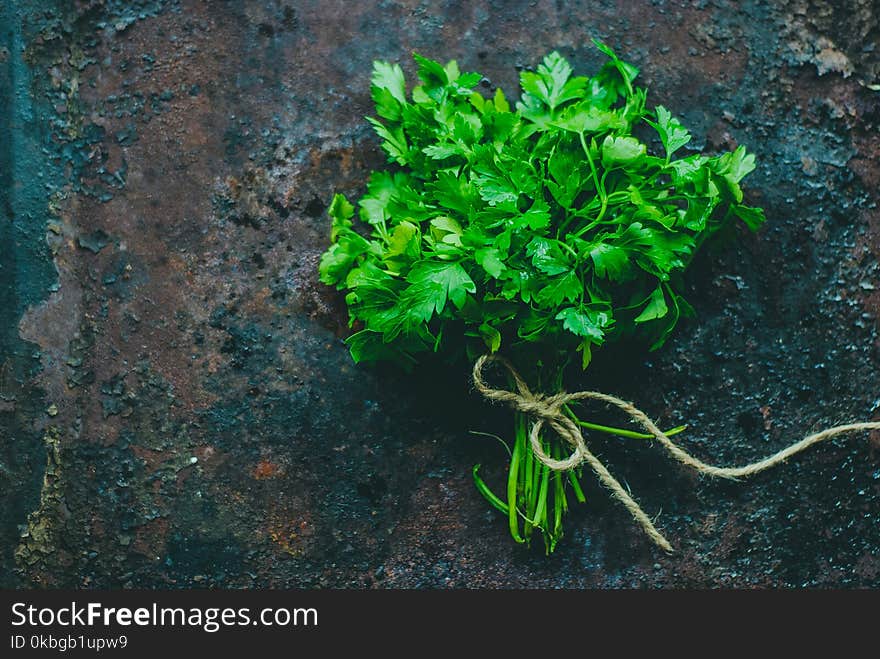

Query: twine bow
<box><xmin>472</xmin><ymin>353</ymin><xmax>880</xmax><ymax>552</ymax></box>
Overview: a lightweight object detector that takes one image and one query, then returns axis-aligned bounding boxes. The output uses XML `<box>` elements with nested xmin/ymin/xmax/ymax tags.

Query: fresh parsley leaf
<box><xmin>536</xmin><ymin>270</ymin><xmax>583</xmax><ymax>307</ymax></box>
<box><xmin>371</xmin><ymin>61</ymin><xmax>408</xmax><ymax>121</ymax></box>
<box><xmin>407</xmin><ymin>261</ymin><xmax>476</xmax><ymax>311</ymax></box>
<box><xmin>589</xmin><ymin>242</ymin><xmax>630</xmax><ymax>280</ymax></box>
<box><xmin>648</xmin><ymin>106</ymin><xmax>691</xmax><ymax>159</ymax></box>
<box><xmin>634</xmin><ymin>286</ymin><xmax>669</xmax><ymax>323</ymax></box>
<box><xmin>601</xmin><ymin>134</ymin><xmax>646</xmax><ymax>167</ymax></box>
<box><xmin>475</xmin><ymin>247</ymin><xmax>507</xmax><ymax>278</ymax></box>
<box><xmin>556</xmin><ymin>306</ymin><xmax>606</xmax><ymax>342</ymax></box>
<box><xmin>320</xmin><ymin>44</ymin><xmax>764</xmax><ymax>371</ymax></box>
<box><xmin>732</xmin><ymin>204</ymin><xmax>766</xmax><ymax>231</ymax></box>
<box><xmin>519</xmin><ymin>51</ymin><xmax>587</xmax><ymax>111</ymax></box>
<box><xmin>328</xmin><ymin>193</ymin><xmax>355</xmax><ymax>240</ymax></box>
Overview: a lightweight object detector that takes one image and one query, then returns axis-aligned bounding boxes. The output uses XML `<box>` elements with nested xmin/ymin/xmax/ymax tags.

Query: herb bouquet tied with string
<box><xmin>319</xmin><ymin>42</ymin><xmax>880</xmax><ymax>553</ymax></box>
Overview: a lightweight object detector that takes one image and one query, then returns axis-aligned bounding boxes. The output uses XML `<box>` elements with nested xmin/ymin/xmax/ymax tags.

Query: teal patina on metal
<box><xmin>1</xmin><ymin>0</ymin><xmax>59</xmax><ymax>352</ymax></box>
<box><xmin>0</xmin><ymin>0</ymin><xmax>63</xmax><ymax>587</ymax></box>
<box><xmin>0</xmin><ymin>0</ymin><xmax>176</xmax><ymax>586</ymax></box>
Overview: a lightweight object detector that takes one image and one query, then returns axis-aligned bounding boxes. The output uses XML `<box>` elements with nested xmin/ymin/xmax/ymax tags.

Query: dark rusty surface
<box><xmin>2</xmin><ymin>0</ymin><xmax>880</xmax><ymax>588</ymax></box>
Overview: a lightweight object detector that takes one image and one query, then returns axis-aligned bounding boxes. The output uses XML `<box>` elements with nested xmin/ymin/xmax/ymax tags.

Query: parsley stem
<box><xmin>468</xmin><ymin>430</ymin><xmax>512</xmax><ymax>457</ymax></box>
<box><xmin>554</xmin><ymin>467</ymin><xmax>564</xmax><ymax>536</ymax></box>
<box><xmin>522</xmin><ymin>416</ymin><xmax>535</xmax><ymax>538</ymax></box>
<box><xmin>532</xmin><ymin>457</ymin><xmax>551</xmax><ymax>546</ymax></box>
<box><xmin>507</xmin><ymin>413</ymin><xmax>526</xmax><ymax>543</ymax></box>
<box><xmin>575</xmin><ymin>131</ymin><xmax>610</xmax><ymax>238</ymax></box>
<box><xmin>473</xmin><ymin>464</ymin><xmax>509</xmax><ymax>514</ymax></box>
<box><xmin>579</xmin><ymin>132</ymin><xmax>605</xmax><ymax>198</ymax></box>
<box><xmin>557</xmin><ymin>239</ymin><xmax>579</xmax><ymax>261</ymax></box>
<box><xmin>595</xmin><ymin>170</ymin><xmax>610</xmax><ymax>223</ymax></box>
<box><xmin>564</xmin><ymin>403</ymin><xmax>687</xmax><ymax>438</ymax></box>
<box><xmin>576</xmin><ymin>419</ymin><xmax>688</xmax><ymax>439</ymax></box>
<box><xmin>473</xmin><ymin>464</ymin><xmax>545</xmax><ymax>528</ymax></box>
<box><xmin>526</xmin><ymin>430</ymin><xmax>542</xmax><ymax>533</ymax></box>
<box><xmin>568</xmin><ymin>470</ymin><xmax>587</xmax><ymax>503</ymax></box>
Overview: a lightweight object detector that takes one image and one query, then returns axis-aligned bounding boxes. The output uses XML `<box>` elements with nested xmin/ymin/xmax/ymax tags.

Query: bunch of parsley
<box><xmin>320</xmin><ymin>42</ymin><xmax>764</xmax><ymax>551</ymax></box>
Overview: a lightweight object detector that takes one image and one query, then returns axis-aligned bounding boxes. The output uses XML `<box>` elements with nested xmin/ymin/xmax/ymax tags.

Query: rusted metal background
<box><xmin>3</xmin><ymin>0</ymin><xmax>880</xmax><ymax>588</ymax></box>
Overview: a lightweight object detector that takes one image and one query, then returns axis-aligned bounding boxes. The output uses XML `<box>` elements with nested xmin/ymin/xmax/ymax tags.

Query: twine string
<box><xmin>472</xmin><ymin>354</ymin><xmax>880</xmax><ymax>552</ymax></box>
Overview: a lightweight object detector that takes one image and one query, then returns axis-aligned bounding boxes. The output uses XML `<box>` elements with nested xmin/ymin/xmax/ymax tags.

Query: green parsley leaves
<box><xmin>319</xmin><ymin>43</ymin><xmax>765</xmax><ymax>370</ymax></box>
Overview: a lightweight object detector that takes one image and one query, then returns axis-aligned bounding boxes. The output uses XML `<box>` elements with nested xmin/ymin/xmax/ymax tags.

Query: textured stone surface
<box><xmin>2</xmin><ymin>0</ymin><xmax>880</xmax><ymax>588</ymax></box>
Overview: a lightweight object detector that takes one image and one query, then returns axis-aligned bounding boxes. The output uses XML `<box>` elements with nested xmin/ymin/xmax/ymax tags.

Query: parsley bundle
<box><xmin>319</xmin><ymin>42</ymin><xmax>765</xmax><ymax>552</ymax></box>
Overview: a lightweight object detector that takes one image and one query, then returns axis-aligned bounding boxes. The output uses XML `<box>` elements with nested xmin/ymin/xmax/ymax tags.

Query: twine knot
<box><xmin>472</xmin><ymin>354</ymin><xmax>880</xmax><ymax>552</ymax></box>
